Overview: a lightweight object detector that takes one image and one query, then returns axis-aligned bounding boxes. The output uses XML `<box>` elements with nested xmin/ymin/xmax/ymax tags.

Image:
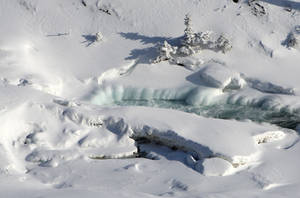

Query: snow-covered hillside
<box><xmin>1</xmin><ymin>0</ymin><xmax>300</xmax><ymax>197</ymax></box>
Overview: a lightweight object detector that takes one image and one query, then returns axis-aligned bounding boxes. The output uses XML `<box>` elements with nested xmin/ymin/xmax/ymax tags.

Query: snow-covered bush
<box><xmin>194</xmin><ymin>31</ymin><xmax>213</xmax><ymax>47</ymax></box>
<box><xmin>96</xmin><ymin>32</ymin><xmax>103</xmax><ymax>42</ymax></box>
<box><xmin>154</xmin><ymin>41</ymin><xmax>177</xmax><ymax>63</ymax></box>
<box><xmin>248</xmin><ymin>0</ymin><xmax>266</xmax><ymax>16</ymax></box>
<box><xmin>284</xmin><ymin>26</ymin><xmax>300</xmax><ymax>48</ymax></box>
<box><xmin>177</xmin><ymin>46</ymin><xmax>195</xmax><ymax>56</ymax></box>
<box><xmin>182</xmin><ymin>14</ymin><xmax>232</xmax><ymax>54</ymax></box>
<box><xmin>215</xmin><ymin>35</ymin><xmax>232</xmax><ymax>53</ymax></box>
<box><xmin>181</xmin><ymin>14</ymin><xmax>231</xmax><ymax>54</ymax></box>
<box><xmin>286</xmin><ymin>33</ymin><xmax>298</xmax><ymax>48</ymax></box>
<box><xmin>153</xmin><ymin>14</ymin><xmax>232</xmax><ymax>64</ymax></box>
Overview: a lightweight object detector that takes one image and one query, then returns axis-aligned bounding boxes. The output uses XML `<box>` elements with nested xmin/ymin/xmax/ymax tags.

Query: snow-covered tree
<box><xmin>154</xmin><ymin>41</ymin><xmax>177</xmax><ymax>63</ymax></box>
<box><xmin>215</xmin><ymin>35</ymin><xmax>232</xmax><ymax>53</ymax></box>
<box><xmin>96</xmin><ymin>32</ymin><xmax>103</xmax><ymax>42</ymax></box>
<box><xmin>286</xmin><ymin>33</ymin><xmax>297</xmax><ymax>48</ymax></box>
<box><xmin>154</xmin><ymin>14</ymin><xmax>232</xmax><ymax>64</ymax></box>
<box><xmin>194</xmin><ymin>31</ymin><xmax>214</xmax><ymax>49</ymax></box>
<box><xmin>182</xmin><ymin>14</ymin><xmax>195</xmax><ymax>46</ymax></box>
<box><xmin>177</xmin><ymin>45</ymin><xmax>195</xmax><ymax>56</ymax></box>
<box><xmin>285</xmin><ymin>26</ymin><xmax>300</xmax><ymax>48</ymax></box>
<box><xmin>248</xmin><ymin>0</ymin><xmax>266</xmax><ymax>16</ymax></box>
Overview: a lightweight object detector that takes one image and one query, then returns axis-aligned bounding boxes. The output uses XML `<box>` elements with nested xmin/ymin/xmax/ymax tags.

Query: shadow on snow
<box><xmin>261</xmin><ymin>0</ymin><xmax>300</xmax><ymax>10</ymax></box>
<box><xmin>119</xmin><ymin>32</ymin><xmax>182</xmax><ymax>64</ymax></box>
<box><xmin>81</xmin><ymin>34</ymin><xmax>98</xmax><ymax>47</ymax></box>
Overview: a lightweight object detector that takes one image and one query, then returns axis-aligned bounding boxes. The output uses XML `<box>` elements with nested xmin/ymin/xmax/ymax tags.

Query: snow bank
<box><xmin>198</xmin><ymin>158</ymin><xmax>233</xmax><ymax>176</ymax></box>
<box><xmin>0</xmin><ymin>84</ymin><xmax>297</xmax><ymax>179</ymax></box>
<box><xmin>103</xmin><ymin>106</ymin><xmax>297</xmax><ymax>168</ymax></box>
<box><xmin>198</xmin><ymin>63</ymin><xmax>246</xmax><ymax>90</ymax></box>
<box><xmin>90</xmin><ymin>83</ymin><xmax>300</xmax><ymax>114</ymax></box>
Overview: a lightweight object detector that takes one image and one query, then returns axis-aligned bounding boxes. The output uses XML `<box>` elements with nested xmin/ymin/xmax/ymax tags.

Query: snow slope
<box><xmin>1</xmin><ymin>0</ymin><xmax>300</xmax><ymax>197</ymax></box>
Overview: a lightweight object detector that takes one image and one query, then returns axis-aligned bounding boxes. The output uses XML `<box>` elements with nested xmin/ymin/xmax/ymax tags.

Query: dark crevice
<box><xmin>99</xmin><ymin>8</ymin><xmax>111</xmax><ymax>15</ymax></box>
<box><xmin>81</xmin><ymin>0</ymin><xmax>87</xmax><ymax>7</ymax></box>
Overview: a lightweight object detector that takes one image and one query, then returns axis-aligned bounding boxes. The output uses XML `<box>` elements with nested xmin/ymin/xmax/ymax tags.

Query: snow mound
<box><xmin>104</xmin><ymin>106</ymin><xmax>298</xmax><ymax>169</ymax></box>
<box><xmin>246</xmin><ymin>78</ymin><xmax>295</xmax><ymax>95</ymax></box>
<box><xmin>197</xmin><ymin>157</ymin><xmax>233</xmax><ymax>176</ymax></box>
<box><xmin>198</xmin><ymin>63</ymin><xmax>246</xmax><ymax>90</ymax></box>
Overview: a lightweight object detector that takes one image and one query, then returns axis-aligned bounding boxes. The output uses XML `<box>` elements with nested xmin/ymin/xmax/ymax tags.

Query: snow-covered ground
<box><xmin>1</xmin><ymin>0</ymin><xmax>300</xmax><ymax>197</ymax></box>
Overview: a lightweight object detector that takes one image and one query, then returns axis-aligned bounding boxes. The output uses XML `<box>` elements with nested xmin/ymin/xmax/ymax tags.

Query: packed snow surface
<box><xmin>1</xmin><ymin>0</ymin><xmax>300</xmax><ymax>197</ymax></box>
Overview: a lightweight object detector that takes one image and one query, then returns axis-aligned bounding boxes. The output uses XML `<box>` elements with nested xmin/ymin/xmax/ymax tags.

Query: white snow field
<box><xmin>1</xmin><ymin>0</ymin><xmax>300</xmax><ymax>197</ymax></box>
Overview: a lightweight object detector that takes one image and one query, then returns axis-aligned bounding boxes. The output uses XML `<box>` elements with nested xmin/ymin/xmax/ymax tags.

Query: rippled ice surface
<box><xmin>115</xmin><ymin>100</ymin><xmax>300</xmax><ymax>130</ymax></box>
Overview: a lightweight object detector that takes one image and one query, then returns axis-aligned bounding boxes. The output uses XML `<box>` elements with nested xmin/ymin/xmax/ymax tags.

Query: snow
<box><xmin>197</xmin><ymin>63</ymin><xmax>246</xmax><ymax>89</ymax></box>
<box><xmin>1</xmin><ymin>0</ymin><xmax>300</xmax><ymax>197</ymax></box>
<box><xmin>199</xmin><ymin>157</ymin><xmax>233</xmax><ymax>176</ymax></box>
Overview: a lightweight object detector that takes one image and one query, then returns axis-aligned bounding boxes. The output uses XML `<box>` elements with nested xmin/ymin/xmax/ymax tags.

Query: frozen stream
<box><xmin>114</xmin><ymin>99</ymin><xmax>300</xmax><ymax>130</ymax></box>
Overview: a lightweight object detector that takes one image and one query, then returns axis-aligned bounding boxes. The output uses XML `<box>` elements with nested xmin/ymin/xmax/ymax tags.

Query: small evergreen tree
<box><xmin>154</xmin><ymin>41</ymin><xmax>177</xmax><ymax>63</ymax></box>
<box><xmin>153</xmin><ymin>14</ymin><xmax>232</xmax><ymax>64</ymax></box>
<box><xmin>183</xmin><ymin>14</ymin><xmax>195</xmax><ymax>46</ymax></box>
